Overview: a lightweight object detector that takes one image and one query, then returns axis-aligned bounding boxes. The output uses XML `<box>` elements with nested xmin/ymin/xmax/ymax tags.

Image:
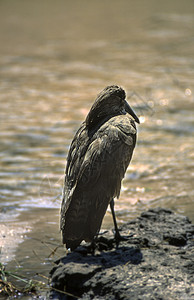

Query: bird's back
<box><xmin>60</xmin><ymin>113</ymin><xmax>137</xmax><ymax>250</ymax></box>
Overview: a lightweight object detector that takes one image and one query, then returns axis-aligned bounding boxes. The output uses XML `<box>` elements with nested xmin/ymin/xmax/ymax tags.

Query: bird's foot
<box><xmin>114</xmin><ymin>230</ymin><xmax>133</xmax><ymax>246</ymax></box>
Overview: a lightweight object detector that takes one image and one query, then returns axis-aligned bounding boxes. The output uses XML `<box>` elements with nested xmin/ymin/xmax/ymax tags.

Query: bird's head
<box><xmin>86</xmin><ymin>85</ymin><xmax>140</xmax><ymax>129</ymax></box>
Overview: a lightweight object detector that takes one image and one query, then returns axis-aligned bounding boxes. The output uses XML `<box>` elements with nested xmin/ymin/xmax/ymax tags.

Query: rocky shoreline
<box><xmin>50</xmin><ymin>208</ymin><xmax>194</xmax><ymax>299</ymax></box>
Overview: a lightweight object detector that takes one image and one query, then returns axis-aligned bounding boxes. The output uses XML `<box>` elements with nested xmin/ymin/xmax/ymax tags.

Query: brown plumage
<box><xmin>60</xmin><ymin>85</ymin><xmax>139</xmax><ymax>250</ymax></box>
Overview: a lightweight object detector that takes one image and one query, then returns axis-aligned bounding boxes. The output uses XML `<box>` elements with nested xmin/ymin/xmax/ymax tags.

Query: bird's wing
<box><xmin>65</xmin><ymin>122</ymin><xmax>88</xmax><ymax>184</ymax></box>
<box><xmin>61</xmin><ymin>122</ymin><xmax>88</xmax><ymax>219</ymax></box>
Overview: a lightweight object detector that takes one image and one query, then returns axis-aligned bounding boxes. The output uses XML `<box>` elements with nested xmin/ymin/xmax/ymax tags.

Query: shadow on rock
<box><xmin>50</xmin><ymin>208</ymin><xmax>194</xmax><ymax>300</ymax></box>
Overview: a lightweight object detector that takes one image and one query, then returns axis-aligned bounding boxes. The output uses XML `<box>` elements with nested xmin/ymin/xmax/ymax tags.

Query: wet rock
<box><xmin>49</xmin><ymin>208</ymin><xmax>194</xmax><ymax>299</ymax></box>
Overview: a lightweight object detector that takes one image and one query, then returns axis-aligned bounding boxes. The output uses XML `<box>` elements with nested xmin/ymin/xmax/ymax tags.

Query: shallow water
<box><xmin>0</xmin><ymin>0</ymin><xmax>194</xmax><ymax>297</ymax></box>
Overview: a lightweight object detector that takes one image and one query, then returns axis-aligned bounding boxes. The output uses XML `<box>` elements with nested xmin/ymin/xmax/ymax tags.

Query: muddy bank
<box><xmin>50</xmin><ymin>208</ymin><xmax>194</xmax><ymax>299</ymax></box>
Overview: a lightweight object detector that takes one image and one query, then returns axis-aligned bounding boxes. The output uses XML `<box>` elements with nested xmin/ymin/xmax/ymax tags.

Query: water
<box><xmin>0</xmin><ymin>0</ymin><xmax>194</xmax><ymax>297</ymax></box>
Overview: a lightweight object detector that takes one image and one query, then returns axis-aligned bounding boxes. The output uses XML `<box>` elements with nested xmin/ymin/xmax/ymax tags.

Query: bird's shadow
<box><xmin>56</xmin><ymin>235</ymin><xmax>143</xmax><ymax>268</ymax></box>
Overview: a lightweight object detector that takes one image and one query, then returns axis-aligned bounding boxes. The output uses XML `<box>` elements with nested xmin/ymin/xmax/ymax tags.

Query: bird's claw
<box><xmin>114</xmin><ymin>230</ymin><xmax>133</xmax><ymax>243</ymax></box>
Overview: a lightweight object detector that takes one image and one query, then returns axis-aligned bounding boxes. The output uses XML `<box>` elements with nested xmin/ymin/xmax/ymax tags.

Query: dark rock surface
<box><xmin>50</xmin><ymin>208</ymin><xmax>194</xmax><ymax>299</ymax></box>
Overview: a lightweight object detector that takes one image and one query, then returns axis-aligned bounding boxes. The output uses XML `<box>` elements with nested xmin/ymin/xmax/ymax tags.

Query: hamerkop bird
<box><xmin>60</xmin><ymin>85</ymin><xmax>139</xmax><ymax>250</ymax></box>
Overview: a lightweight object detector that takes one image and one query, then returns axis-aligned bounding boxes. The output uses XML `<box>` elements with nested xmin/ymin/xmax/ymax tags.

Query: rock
<box><xmin>49</xmin><ymin>208</ymin><xmax>194</xmax><ymax>299</ymax></box>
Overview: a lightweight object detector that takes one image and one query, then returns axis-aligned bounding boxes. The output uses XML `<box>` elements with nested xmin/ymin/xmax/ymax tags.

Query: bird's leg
<box><xmin>110</xmin><ymin>198</ymin><xmax>130</xmax><ymax>244</ymax></box>
<box><xmin>110</xmin><ymin>198</ymin><xmax>122</xmax><ymax>241</ymax></box>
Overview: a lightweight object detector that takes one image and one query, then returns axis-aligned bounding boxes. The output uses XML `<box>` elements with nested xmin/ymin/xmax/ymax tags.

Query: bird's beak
<box><xmin>125</xmin><ymin>101</ymin><xmax>140</xmax><ymax>124</ymax></box>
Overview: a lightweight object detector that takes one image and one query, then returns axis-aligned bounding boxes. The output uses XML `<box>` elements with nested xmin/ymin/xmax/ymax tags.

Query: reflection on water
<box><xmin>0</xmin><ymin>0</ymin><xmax>194</xmax><ymax>296</ymax></box>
